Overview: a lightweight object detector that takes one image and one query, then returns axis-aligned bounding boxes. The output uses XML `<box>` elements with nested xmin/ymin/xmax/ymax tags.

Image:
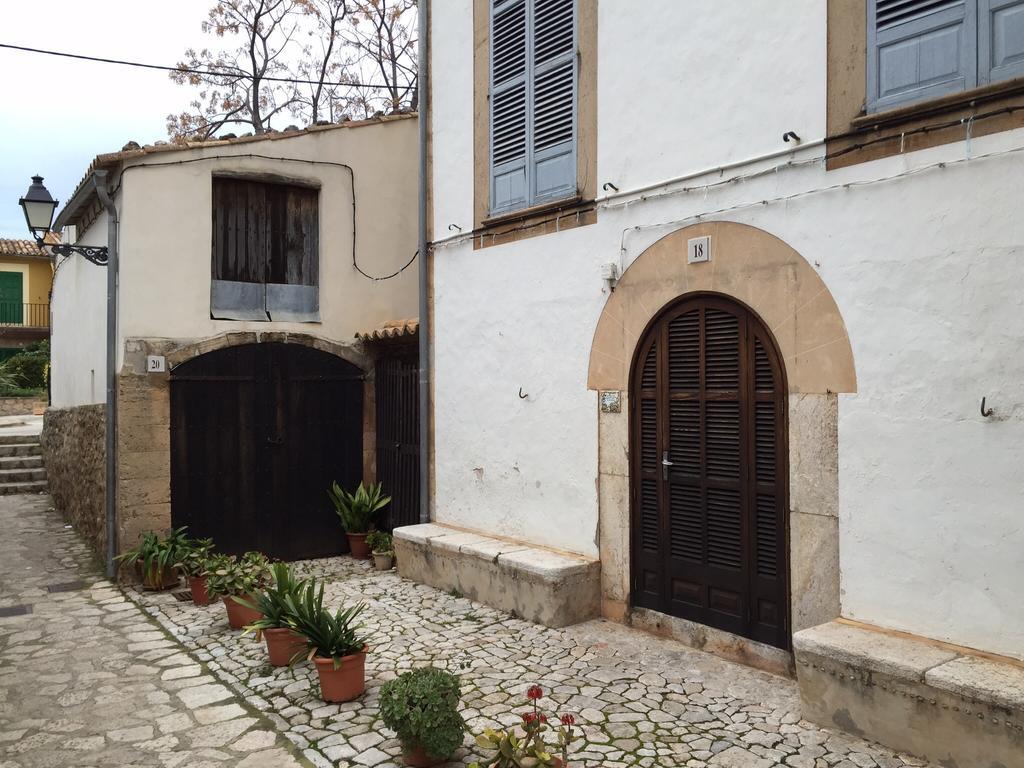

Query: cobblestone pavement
<box><xmin>133</xmin><ymin>556</ymin><xmax>938</xmax><ymax>768</ymax></box>
<box><xmin>0</xmin><ymin>494</ymin><xmax>309</xmax><ymax>768</ymax></box>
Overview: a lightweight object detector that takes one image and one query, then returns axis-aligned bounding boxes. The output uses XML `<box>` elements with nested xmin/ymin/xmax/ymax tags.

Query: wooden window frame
<box><xmin>827</xmin><ymin>0</ymin><xmax>1024</xmax><ymax>169</ymax></box>
<box><xmin>210</xmin><ymin>173</ymin><xmax>322</xmax><ymax>322</ymax></box>
<box><xmin>473</xmin><ymin>0</ymin><xmax>597</xmax><ymax>249</ymax></box>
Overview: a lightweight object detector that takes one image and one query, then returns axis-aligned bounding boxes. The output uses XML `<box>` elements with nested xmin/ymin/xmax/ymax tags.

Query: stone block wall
<box><xmin>0</xmin><ymin>396</ymin><xmax>47</xmax><ymax>417</ymax></box>
<box><xmin>40</xmin><ymin>404</ymin><xmax>106</xmax><ymax>557</ymax></box>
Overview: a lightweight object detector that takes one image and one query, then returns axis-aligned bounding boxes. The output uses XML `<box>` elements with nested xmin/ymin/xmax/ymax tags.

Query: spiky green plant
<box><xmin>283</xmin><ymin>580</ymin><xmax>367</xmax><ymax>668</ymax></box>
<box><xmin>239</xmin><ymin>562</ymin><xmax>309</xmax><ymax>632</ymax></box>
<box><xmin>328</xmin><ymin>481</ymin><xmax>391</xmax><ymax>534</ymax></box>
<box><xmin>115</xmin><ymin>526</ymin><xmax>190</xmax><ymax>586</ymax></box>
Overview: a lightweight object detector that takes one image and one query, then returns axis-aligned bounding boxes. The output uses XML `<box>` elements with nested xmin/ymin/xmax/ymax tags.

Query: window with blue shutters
<box><xmin>868</xmin><ymin>0</ymin><xmax>1024</xmax><ymax>112</ymax></box>
<box><xmin>489</xmin><ymin>0</ymin><xmax>577</xmax><ymax>216</ymax></box>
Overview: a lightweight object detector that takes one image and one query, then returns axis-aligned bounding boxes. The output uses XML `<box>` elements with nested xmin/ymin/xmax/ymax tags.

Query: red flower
<box><xmin>521</xmin><ymin>712</ymin><xmax>547</xmax><ymax>725</ymax></box>
<box><xmin>560</xmin><ymin>714</ymin><xmax>576</xmax><ymax>726</ymax></box>
<box><xmin>526</xmin><ymin>685</ymin><xmax>543</xmax><ymax>701</ymax></box>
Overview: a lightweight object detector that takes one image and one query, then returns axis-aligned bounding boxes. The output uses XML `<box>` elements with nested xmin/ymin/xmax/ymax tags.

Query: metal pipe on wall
<box><xmin>416</xmin><ymin>0</ymin><xmax>431</xmax><ymax>525</ymax></box>
<box><xmin>93</xmin><ymin>170</ymin><xmax>119</xmax><ymax>578</ymax></box>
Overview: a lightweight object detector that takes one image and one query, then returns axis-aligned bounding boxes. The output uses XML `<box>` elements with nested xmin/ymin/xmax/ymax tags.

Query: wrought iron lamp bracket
<box><xmin>44</xmin><ymin>241</ymin><xmax>109</xmax><ymax>266</ymax></box>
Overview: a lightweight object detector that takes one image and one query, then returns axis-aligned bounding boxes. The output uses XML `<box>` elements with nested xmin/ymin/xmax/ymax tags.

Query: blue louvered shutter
<box><xmin>490</xmin><ymin>0</ymin><xmax>529</xmax><ymax>213</ymax></box>
<box><xmin>531</xmin><ymin>0</ymin><xmax>576</xmax><ymax>205</ymax></box>
<box><xmin>980</xmin><ymin>0</ymin><xmax>1024</xmax><ymax>83</ymax></box>
<box><xmin>868</xmin><ymin>1</ymin><xmax>978</xmax><ymax>112</ymax></box>
<box><xmin>489</xmin><ymin>0</ymin><xmax>576</xmax><ymax>215</ymax></box>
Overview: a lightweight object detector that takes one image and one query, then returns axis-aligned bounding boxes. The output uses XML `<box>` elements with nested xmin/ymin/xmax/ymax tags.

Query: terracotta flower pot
<box><xmin>190</xmin><ymin>575</ymin><xmax>212</xmax><ymax>606</ymax></box>
<box><xmin>372</xmin><ymin>551</ymin><xmax>394</xmax><ymax>571</ymax></box>
<box><xmin>223</xmin><ymin>595</ymin><xmax>263</xmax><ymax>630</ymax></box>
<box><xmin>402</xmin><ymin>743</ymin><xmax>445</xmax><ymax>767</ymax></box>
<box><xmin>138</xmin><ymin>562</ymin><xmax>179</xmax><ymax>591</ymax></box>
<box><xmin>264</xmin><ymin>627</ymin><xmax>307</xmax><ymax>667</ymax></box>
<box><xmin>313</xmin><ymin>646</ymin><xmax>367</xmax><ymax>702</ymax></box>
<box><xmin>347</xmin><ymin>532</ymin><xmax>371</xmax><ymax>560</ymax></box>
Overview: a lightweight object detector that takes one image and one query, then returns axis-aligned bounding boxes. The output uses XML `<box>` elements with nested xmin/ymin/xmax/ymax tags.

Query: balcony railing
<box><xmin>0</xmin><ymin>303</ymin><xmax>49</xmax><ymax>329</ymax></box>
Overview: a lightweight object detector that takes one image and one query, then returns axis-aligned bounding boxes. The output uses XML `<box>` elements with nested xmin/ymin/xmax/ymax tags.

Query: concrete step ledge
<box><xmin>0</xmin><ymin>433</ymin><xmax>43</xmax><ymax>446</ymax></box>
<box><xmin>0</xmin><ymin>443</ymin><xmax>42</xmax><ymax>458</ymax></box>
<box><xmin>794</xmin><ymin>620</ymin><xmax>1024</xmax><ymax>767</ymax></box>
<box><xmin>0</xmin><ymin>480</ymin><xmax>48</xmax><ymax>495</ymax></box>
<box><xmin>0</xmin><ymin>456</ymin><xmax>44</xmax><ymax>469</ymax></box>
<box><xmin>394</xmin><ymin>523</ymin><xmax>600</xmax><ymax>628</ymax></box>
<box><xmin>0</xmin><ymin>468</ymin><xmax>46</xmax><ymax>482</ymax></box>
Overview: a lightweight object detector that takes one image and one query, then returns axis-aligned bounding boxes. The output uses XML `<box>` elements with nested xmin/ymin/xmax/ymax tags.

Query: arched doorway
<box><xmin>630</xmin><ymin>293</ymin><xmax>789</xmax><ymax>649</ymax></box>
<box><xmin>170</xmin><ymin>342</ymin><xmax>364</xmax><ymax>560</ymax></box>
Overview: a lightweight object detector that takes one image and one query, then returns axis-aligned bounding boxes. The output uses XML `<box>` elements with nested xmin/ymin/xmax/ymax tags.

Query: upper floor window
<box><xmin>489</xmin><ymin>0</ymin><xmax>577</xmax><ymax>216</ymax></box>
<box><xmin>210</xmin><ymin>176</ymin><xmax>320</xmax><ymax>322</ymax></box>
<box><xmin>868</xmin><ymin>0</ymin><xmax>1024</xmax><ymax>112</ymax></box>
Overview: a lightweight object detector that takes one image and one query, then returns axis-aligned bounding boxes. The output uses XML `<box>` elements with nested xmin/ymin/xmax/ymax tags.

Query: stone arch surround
<box><xmin>589</xmin><ymin>221</ymin><xmax>856</xmax><ymax>670</ymax></box>
<box><xmin>115</xmin><ymin>331</ymin><xmax>374</xmax><ymax>553</ymax></box>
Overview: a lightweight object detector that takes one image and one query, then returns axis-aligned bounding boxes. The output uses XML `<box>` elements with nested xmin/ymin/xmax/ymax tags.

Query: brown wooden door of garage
<box><xmin>170</xmin><ymin>343</ymin><xmax>364</xmax><ymax>560</ymax></box>
<box><xmin>630</xmin><ymin>295</ymin><xmax>789</xmax><ymax>649</ymax></box>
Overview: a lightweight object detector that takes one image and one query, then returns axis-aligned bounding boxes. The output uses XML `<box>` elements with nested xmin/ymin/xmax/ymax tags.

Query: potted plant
<box><xmin>115</xmin><ymin>527</ymin><xmax>189</xmax><ymax>590</ymax></box>
<box><xmin>380</xmin><ymin>666</ymin><xmax>467</xmax><ymax>767</ymax></box>
<box><xmin>205</xmin><ymin>552</ymin><xmax>272</xmax><ymax>629</ymax></box>
<box><xmin>285</xmin><ymin>581</ymin><xmax>369</xmax><ymax>702</ymax></box>
<box><xmin>469</xmin><ymin>686</ymin><xmax>578</xmax><ymax>768</ymax></box>
<box><xmin>176</xmin><ymin>536</ymin><xmax>215</xmax><ymax>605</ymax></box>
<box><xmin>240</xmin><ymin>562</ymin><xmax>309</xmax><ymax>666</ymax></box>
<box><xmin>328</xmin><ymin>481</ymin><xmax>391</xmax><ymax>559</ymax></box>
<box><xmin>366</xmin><ymin>531</ymin><xmax>394</xmax><ymax>571</ymax></box>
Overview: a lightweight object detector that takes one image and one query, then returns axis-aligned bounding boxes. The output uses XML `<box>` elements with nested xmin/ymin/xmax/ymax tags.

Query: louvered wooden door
<box><xmin>630</xmin><ymin>296</ymin><xmax>789</xmax><ymax>649</ymax></box>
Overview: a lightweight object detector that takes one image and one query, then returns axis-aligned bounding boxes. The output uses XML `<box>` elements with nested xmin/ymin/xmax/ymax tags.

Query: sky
<box><xmin>0</xmin><ymin>0</ymin><xmax>214</xmax><ymax>237</ymax></box>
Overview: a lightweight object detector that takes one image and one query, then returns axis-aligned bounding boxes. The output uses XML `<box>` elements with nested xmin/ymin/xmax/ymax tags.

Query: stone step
<box><xmin>0</xmin><ymin>467</ymin><xmax>47</xmax><ymax>483</ymax></box>
<box><xmin>0</xmin><ymin>480</ymin><xmax>48</xmax><ymax>496</ymax></box>
<box><xmin>0</xmin><ymin>433</ymin><xmax>43</xmax><ymax>446</ymax></box>
<box><xmin>0</xmin><ymin>443</ymin><xmax>42</xmax><ymax>458</ymax></box>
<box><xmin>0</xmin><ymin>455</ymin><xmax>43</xmax><ymax>470</ymax></box>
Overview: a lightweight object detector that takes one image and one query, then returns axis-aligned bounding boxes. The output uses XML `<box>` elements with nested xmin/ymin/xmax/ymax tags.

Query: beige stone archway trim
<box><xmin>163</xmin><ymin>330</ymin><xmax>371</xmax><ymax>372</ymax></box>
<box><xmin>588</xmin><ymin>221</ymin><xmax>857</xmax><ymax>395</ymax></box>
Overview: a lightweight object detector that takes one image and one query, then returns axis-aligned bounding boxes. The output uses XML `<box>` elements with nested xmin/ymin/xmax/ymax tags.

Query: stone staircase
<box><xmin>0</xmin><ymin>434</ymin><xmax>48</xmax><ymax>495</ymax></box>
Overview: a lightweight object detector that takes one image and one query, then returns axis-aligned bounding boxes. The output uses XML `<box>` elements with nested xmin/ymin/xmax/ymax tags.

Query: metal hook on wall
<box><xmin>518</xmin><ymin>388</ymin><xmax>528</xmax><ymax>400</ymax></box>
<box><xmin>980</xmin><ymin>397</ymin><xmax>994</xmax><ymax>418</ymax></box>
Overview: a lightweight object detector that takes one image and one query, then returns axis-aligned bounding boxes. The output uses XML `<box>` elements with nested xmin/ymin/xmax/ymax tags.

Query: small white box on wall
<box><xmin>146</xmin><ymin>355</ymin><xmax>166</xmax><ymax>373</ymax></box>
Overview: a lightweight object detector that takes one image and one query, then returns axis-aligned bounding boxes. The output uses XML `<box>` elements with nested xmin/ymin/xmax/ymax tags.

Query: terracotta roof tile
<box><xmin>0</xmin><ymin>238</ymin><xmax>49</xmax><ymax>258</ymax></box>
<box><xmin>355</xmin><ymin>318</ymin><xmax>419</xmax><ymax>342</ymax></box>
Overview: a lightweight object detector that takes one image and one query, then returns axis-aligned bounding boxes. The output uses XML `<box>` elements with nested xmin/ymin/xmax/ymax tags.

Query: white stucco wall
<box><xmin>430</xmin><ymin>1</ymin><xmax>1024</xmax><ymax>658</ymax></box>
<box><xmin>115</xmin><ymin>117</ymin><xmax>418</xmax><ymax>363</ymax></box>
<box><xmin>51</xmin><ymin>211</ymin><xmax>111</xmax><ymax>407</ymax></box>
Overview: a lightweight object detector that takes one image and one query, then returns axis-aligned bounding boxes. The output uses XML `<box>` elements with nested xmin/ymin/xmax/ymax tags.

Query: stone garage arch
<box><xmin>589</xmin><ymin>221</ymin><xmax>856</xmax><ymax>670</ymax></box>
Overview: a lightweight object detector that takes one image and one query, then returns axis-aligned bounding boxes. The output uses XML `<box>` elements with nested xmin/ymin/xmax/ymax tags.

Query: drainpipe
<box><xmin>93</xmin><ymin>170</ymin><xmax>119</xmax><ymax>578</ymax></box>
<box><xmin>416</xmin><ymin>0</ymin><xmax>431</xmax><ymax>524</ymax></box>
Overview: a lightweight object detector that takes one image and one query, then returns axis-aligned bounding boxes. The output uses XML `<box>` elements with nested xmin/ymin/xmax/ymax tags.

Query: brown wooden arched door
<box><xmin>630</xmin><ymin>295</ymin><xmax>790</xmax><ymax>649</ymax></box>
<box><xmin>170</xmin><ymin>343</ymin><xmax>364</xmax><ymax>561</ymax></box>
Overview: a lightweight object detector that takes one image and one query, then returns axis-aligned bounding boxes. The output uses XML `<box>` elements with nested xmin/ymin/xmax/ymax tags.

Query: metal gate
<box><xmin>375</xmin><ymin>355</ymin><xmax>419</xmax><ymax>529</ymax></box>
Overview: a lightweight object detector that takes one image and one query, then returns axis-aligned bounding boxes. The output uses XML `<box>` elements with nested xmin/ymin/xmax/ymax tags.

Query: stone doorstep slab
<box><xmin>794</xmin><ymin>620</ymin><xmax>1024</xmax><ymax>712</ymax></box>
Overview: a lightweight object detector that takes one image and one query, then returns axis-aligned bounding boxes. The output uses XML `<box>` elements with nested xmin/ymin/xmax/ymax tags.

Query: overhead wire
<box><xmin>0</xmin><ymin>42</ymin><xmax>397</xmax><ymax>89</ymax></box>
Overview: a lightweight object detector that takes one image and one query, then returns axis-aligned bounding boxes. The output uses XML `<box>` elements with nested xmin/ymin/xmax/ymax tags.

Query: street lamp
<box><xmin>18</xmin><ymin>175</ymin><xmax>109</xmax><ymax>266</ymax></box>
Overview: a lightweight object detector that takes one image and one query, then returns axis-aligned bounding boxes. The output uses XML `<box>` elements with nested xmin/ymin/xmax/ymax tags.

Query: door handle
<box><xmin>662</xmin><ymin>451</ymin><xmax>674</xmax><ymax>479</ymax></box>
<box><xmin>267</xmin><ymin>436</ymin><xmax>284</xmax><ymax>446</ymax></box>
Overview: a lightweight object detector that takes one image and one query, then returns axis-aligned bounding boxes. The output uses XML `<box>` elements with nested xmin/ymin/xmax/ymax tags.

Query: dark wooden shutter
<box><xmin>868</xmin><ymin>0</ymin><xmax>977</xmax><ymax>112</ymax></box>
<box><xmin>980</xmin><ymin>0</ymin><xmax>1024</xmax><ymax>83</ymax></box>
<box><xmin>631</xmin><ymin>297</ymin><xmax>789</xmax><ymax>650</ymax></box>
<box><xmin>211</xmin><ymin>178</ymin><xmax>319</xmax><ymax>322</ymax></box>
<box><xmin>489</xmin><ymin>0</ymin><xmax>576</xmax><ymax>214</ymax></box>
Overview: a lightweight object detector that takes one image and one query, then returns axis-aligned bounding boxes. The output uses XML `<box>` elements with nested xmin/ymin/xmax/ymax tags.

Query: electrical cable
<box><xmin>0</xmin><ymin>42</ymin><xmax>397</xmax><ymax>89</ymax></box>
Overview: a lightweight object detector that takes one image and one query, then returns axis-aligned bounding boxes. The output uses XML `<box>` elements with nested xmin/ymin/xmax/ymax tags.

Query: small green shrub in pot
<box><xmin>366</xmin><ymin>531</ymin><xmax>395</xmax><ymax>571</ymax></box>
<box><xmin>328</xmin><ymin>481</ymin><xmax>391</xmax><ymax>559</ymax></box>
<box><xmin>175</xmin><ymin>536</ymin><xmax>215</xmax><ymax>604</ymax></box>
<box><xmin>240</xmin><ymin>562</ymin><xmax>310</xmax><ymax>666</ymax></box>
<box><xmin>380</xmin><ymin>666</ymin><xmax>467</xmax><ymax>767</ymax></box>
<box><xmin>284</xmin><ymin>581</ymin><xmax>369</xmax><ymax>702</ymax></box>
<box><xmin>205</xmin><ymin>552</ymin><xmax>273</xmax><ymax>629</ymax></box>
<box><xmin>115</xmin><ymin>526</ymin><xmax>190</xmax><ymax>590</ymax></box>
